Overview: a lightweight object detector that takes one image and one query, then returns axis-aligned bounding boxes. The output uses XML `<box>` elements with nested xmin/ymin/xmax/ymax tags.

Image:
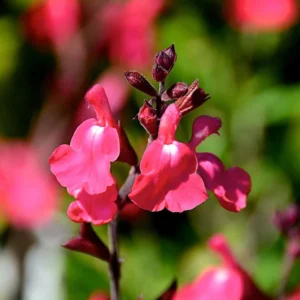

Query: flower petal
<box><xmin>189</xmin><ymin>116</ymin><xmax>221</xmax><ymax>150</ymax></box>
<box><xmin>196</xmin><ymin>152</ymin><xmax>225</xmax><ymax>190</ymax></box>
<box><xmin>129</xmin><ymin>141</ymin><xmax>203</xmax><ymax>212</ymax></box>
<box><xmin>85</xmin><ymin>84</ymin><xmax>117</xmax><ymax>127</ymax></box>
<box><xmin>174</xmin><ymin>267</ymin><xmax>243</xmax><ymax>300</ymax></box>
<box><xmin>165</xmin><ymin>173</ymin><xmax>208</xmax><ymax>212</ymax></box>
<box><xmin>214</xmin><ymin>167</ymin><xmax>251</xmax><ymax>212</ymax></box>
<box><xmin>158</xmin><ymin>104</ymin><xmax>181</xmax><ymax>144</ymax></box>
<box><xmin>67</xmin><ymin>185</ymin><xmax>118</xmax><ymax>225</ymax></box>
<box><xmin>49</xmin><ymin>122</ymin><xmax>119</xmax><ymax>194</ymax></box>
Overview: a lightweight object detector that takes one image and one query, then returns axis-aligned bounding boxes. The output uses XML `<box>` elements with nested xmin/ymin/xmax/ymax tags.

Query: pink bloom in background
<box><xmin>0</xmin><ymin>141</ymin><xmax>57</xmax><ymax>229</ymax></box>
<box><xmin>23</xmin><ymin>0</ymin><xmax>80</xmax><ymax>49</ymax></box>
<box><xmin>49</xmin><ymin>85</ymin><xmax>119</xmax><ymax>225</ymax></box>
<box><xmin>75</xmin><ymin>68</ymin><xmax>129</xmax><ymax>125</ymax></box>
<box><xmin>102</xmin><ymin>0</ymin><xmax>165</xmax><ymax>68</ymax></box>
<box><xmin>129</xmin><ymin>104</ymin><xmax>208</xmax><ymax>212</ymax></box>
<box><xmin>226</xmin><ymin>0</ymin><xmax>299</xmax><ymax>32</ymax></box>
<box><xmin>174</xmin><ymin>234</ymin><xmax>269</xmax><ymax>300</ymax></box>
<box><xmin>188</xmin><ymin>116</ymin><xmax>251</xmax><ymax>212</ymax></box>
<box><xmin>89</xmin><ymin>291</ymin><xmax>109</xmax><ymax>300</ymax></box>
<box><xmin>286</xmin><ymin>287</ymin><xmax>300</xmax><ymax>300</ymax></box>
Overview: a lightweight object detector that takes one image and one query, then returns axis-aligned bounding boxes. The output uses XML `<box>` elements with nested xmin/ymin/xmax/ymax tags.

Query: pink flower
<box><xmin>89</xmin><ymin>291</ymin><xmax>109</xmax><ymax>300</ymax></box>
<box><xmin>22</xmin><ymin>0</ymin><xmax>80</xmax><ymax>49</ymax></box>
<box><xmin>0</xmin><ymin>142</ymin><xmax>57</xmax><ymax>229</ymax></box>
<box><xmin>189</xmin><ymin>116</ymin><xmax>251</xmax><ymax>212</ymax></box>
<box><xmin>174</xmin><ymin>234</ymin><xmax>270</xmax><ymax>300</ymax></box>
<box><xmin>102</xmin><ymin>0</ymin><xmax>165</xmax><ymax>68</ymax></box>
<box><xmin>286</xmin><ymin>287</ymin><xmax>300</xmax><ymax>300</ymax></box>
<box><xmin>49</xmin><ymin>84</ymin><xmax>119</xmax><ymax>224</ymax></box>
<box><xmin>129</xmin><ymin>104</ymin><xmax>208</xmax><ymax>212</ymax></box>
<box><xmin>226</xmin><ymin>0</ymin><xmax>299</xmax><ymax>32</ymax></box>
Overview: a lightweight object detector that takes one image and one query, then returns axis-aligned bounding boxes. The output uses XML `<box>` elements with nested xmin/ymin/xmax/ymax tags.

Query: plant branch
<box><xmin>108</xmin><ymin>217</ymin><xmax>121</xmax><ymax>300</ymax></box>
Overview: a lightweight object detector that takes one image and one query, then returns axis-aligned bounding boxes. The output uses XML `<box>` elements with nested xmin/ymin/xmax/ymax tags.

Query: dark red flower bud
<box><xmin>163</xmin><ymin>44</ymin><xmax>177</xmax><ymax>67</ymax></box>
<box><xmin>124</xmin><ymin>71</ymin><xmax>157</xmax><ymax>97</ymax></box>
<box><xmin>175</xmin><ymin>80</ymin><xmax>210</xmax><ymax>115</ymax></box>
<box><xmin>155</xmin><ymin>51</ymin><xmax>173</xmax><ymax>71</ymax></box>
<box><xmin>274</xmin><ymin>204</ymin><xmax>300</xmax><ymax>236</ymax></box>
<box><xmin>152</xmin><ymin>64</ymin><xmax>168</xmax><ymax>82</ymax></box>
<box><xmin>157</xmin><ymin>280</ymin><xmax>177</xmax><ymax>300</ymax></box>
<box><xmin>161</xmin><ymin>82</ymin><xmax>189</xmax><ymax>101</ymax></box>
<box><xmin>137</xmin><ymin>101</ymin><xmax>158</xmax><ymax>136</ymax></box>
<box><xmin>155</xmin><ymin>44</ymin><xmax>177</xmax><ymax>72</ymax></box>
<box><xmin>62</xmin><ymin>223</ymin><xmax>110</xmax><ymax>261</ymax></box>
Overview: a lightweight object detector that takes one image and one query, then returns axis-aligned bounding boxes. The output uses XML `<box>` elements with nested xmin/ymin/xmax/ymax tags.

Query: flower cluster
<box><xmin>49</xmin><ymin>44</ymin><xmax>251</xmax><ymax>226</ymax></box>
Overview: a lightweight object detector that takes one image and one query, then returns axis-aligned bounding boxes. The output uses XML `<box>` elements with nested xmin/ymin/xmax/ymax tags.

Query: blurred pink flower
<box><xmin>49</xmin><ymin>85</ymin><xmax>119</xmax><ymax>225</ymax></box>
<box><xmin>129</xmin><ymin>104</ymin><xmax>208</xmax><ymax>212</ymax></box>
<box><xmin>89</xmin><ymin>291</ymin><xmax>109</xmax><ymax>300</ymax></box>
<box><xmin>226</xmin><ymin>0</ymin><xmax>299</xmax><ymax>32</ymax></box>
<box><xmin>286</xmin><ymin>287</ymin><xmax>300</xmax><ymax>300</ymax></box>
<box><xmin>0</xmin><ymin>141</ymin><xmax>57</xmax><ymax>229</ymax></box>
<box><xmin>75</xmin><ymin>68</ymin><xmax>129</xmax><ymax>125</ymax></box>
<box><xmin>101</xmin><ymin>0</ymin><xmax>165</xmax><ymax>68</ymax></box>
<box><xmin>23</xmin><ymin>0</ymin><xmax>80</xmax><ymax>49</ymax></box>
<box><xmin>174</xmin><ymin>234</ymin><xmax>270</xmax><ymax>300</ymax></box>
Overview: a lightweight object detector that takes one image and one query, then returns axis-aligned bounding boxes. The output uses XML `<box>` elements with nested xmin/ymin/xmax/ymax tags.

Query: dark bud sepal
<box><xmin>161</xmin><ymin>82</ymin><xmax>188</xmax><ymax>101</ymax></box>
<box><xmin>155</xmin><ymin>44</ymin><xmax>177</xmax><ymax>72</ymax></box>
<box><xmin>137</xmin><ymin>100</ymin><xmax>158</xmax><ymax>136</ymax></box>
<box><xmin>124</xmin><ymin>71</ymin><xmax>157</xmax><ymax>97</ymax></box>
<box><xmin>152</xmin><ymin>64</ymin><xmax>168</xmax><ymax>82</ymax></box>
<box><xmin>175</xmin><ymin>79</ymin><xmax>210</xmax><ymax>115</ymax></box>
<box><xmin>62</xmin><ymin>223</ymin><xmax>110</xmax><ymax>262</ymax></box>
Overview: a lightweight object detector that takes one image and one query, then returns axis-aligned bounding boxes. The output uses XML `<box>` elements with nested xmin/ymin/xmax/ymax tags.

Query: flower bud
<box><xmin>124</xmin><ymin>71</ymin><xmax>157</xmax><ymax>97</ymax></box>
<box><xmin>155</xmin><ymin>44</ymin><xmax>177</xmax><ymax>72</ymax></box>
<box><xmin>152</xmin><ymin>45</ymin><xmax>177</xmax><ymax>82</ymax></box>
<box><xmin>155</xmin><ymin>51</ymin><xmax>173</xmax><ymax>71</ymax></box>
<box><xmin>62</xmin><ymin>223</ymin><xmax>110</xmax><ymax>261</ymax></box>
<box><xmin>274</xmin><ymin>204</ymin><xmax>300</xmax><ymax>236</ymax></box>
<box><xmin>137</xmin><ymin>101</ymin><xmax>158</xmax><ymax>136</ymax></box>
<box><xmin>152</xmin><ymin>64</ymin><xmax>168</xmax><ymax>82</ymax></box>
<box><xmin>175</xmin><ymin>80</ymin><xmax>209</xmax><ymax>115</ymax></box>
<box><xmin>161</xmin><ymin>82</ymin><xmax>188</xmax><ymax>101</ymax></box>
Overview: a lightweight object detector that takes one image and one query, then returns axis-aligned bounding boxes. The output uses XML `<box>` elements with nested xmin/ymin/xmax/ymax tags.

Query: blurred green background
<box><xmin>0</xmin><ymin>0</ymin><xmax>300</xmax><ymax>299</ymax></box>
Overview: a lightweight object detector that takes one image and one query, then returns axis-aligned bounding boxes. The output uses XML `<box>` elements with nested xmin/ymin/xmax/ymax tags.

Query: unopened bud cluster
<box><xmin>125</xmin><ymin>44</ymin><xmax>209</xmax><ymax>136</ymax></box>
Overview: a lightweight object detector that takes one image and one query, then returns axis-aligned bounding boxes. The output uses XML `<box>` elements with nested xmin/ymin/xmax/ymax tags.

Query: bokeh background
<box><xmin>0</xmin><ymin>0</ymin><xmax>300</xmax><ymax>299</ymax></box>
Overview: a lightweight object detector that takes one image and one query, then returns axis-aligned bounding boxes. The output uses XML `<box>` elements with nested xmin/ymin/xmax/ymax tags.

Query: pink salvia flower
<box><xmin>0</xmin><ymin>142</ymin><xmax>57</xmax><ymax>229</ymax></box>
<box><xmin>89</xmin><ymin>291</ymin><xmax>110</xmax><ymax>300</ymax></box>
<box><xmin>23</xmin><ymin>0</ymin><xmax>80</xmax><ymax>49</ymax></box>
<box><xmin>49</xmin><ymin>84</ymin><xmax>119</xmax><ymax>195</ymax></box>
<box><xmin>226</xmin><ymin>0</ymin><xmax>298</xmax><ymax>32</ymax></box>
<box><xmin>129</xmin><ymin>104</ymin><xmax>208</xmax><ymax>212</ymax></box>
<box><xmin>175</xmin><ymin>234</ymin><xmax>270</xmax><ymax>300</ymax></box>
<box><xmin>49</xmin><ymin>85</ymin><xmax>119</xmax><ymax>224</ymax></box>
<box><xmin>188</xmin><ymin>116</ymin><xmax>251</xmax><ymax>212</ymax></box>
<box><xmin>102</xmin><ymin>0</ymin><xmax>165</xmax><ymax>69</ymax></box>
